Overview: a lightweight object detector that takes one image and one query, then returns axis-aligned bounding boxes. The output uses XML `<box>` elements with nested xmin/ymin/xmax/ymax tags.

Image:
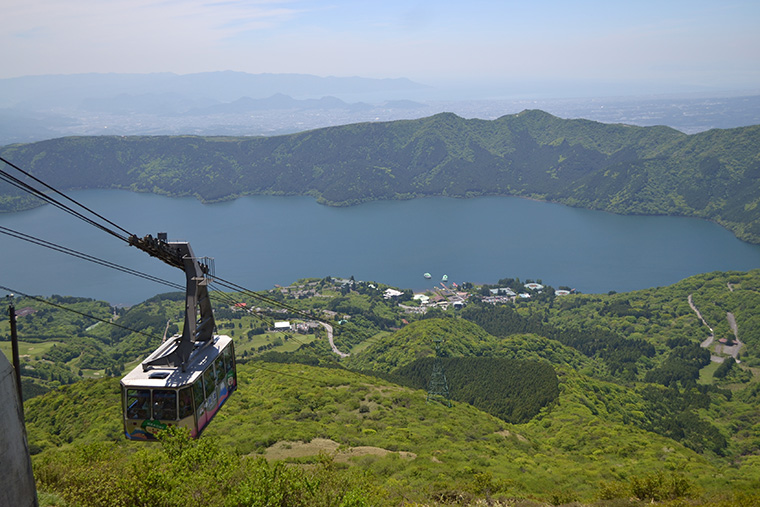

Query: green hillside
<box><xmin>24</xmin><ymin>361</ymin><xmax>760</xmax><ymax>506</ymax></box>
<box><xmin>2</xmin><ymin>110</ymin><xmax>760</xmax><ymax>243</ymax></box>
<box><xmin>7</xmin><ymin>270</ymin><xmax>760</xmax><ymax>505</ymax></box>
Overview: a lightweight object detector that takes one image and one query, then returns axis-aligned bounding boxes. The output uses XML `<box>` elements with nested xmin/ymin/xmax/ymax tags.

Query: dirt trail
<box><xmin>718</xmin><ymin>312</ymin><xmax>743</xmax><ymax>363</ymax></box>
<box><xmin>688</xmin><ymin>294</ymin><xmax>743</xmax><ymax>364</ymax></box>
<box><xmin>688</xmin><ymin>294</ymin><xmax>722</xmax><ymax>363</ymax></box>
<box><xmin>689</xmin><ymin>295</ymin><xmax>715</xmax><ymax>346</ymax></box>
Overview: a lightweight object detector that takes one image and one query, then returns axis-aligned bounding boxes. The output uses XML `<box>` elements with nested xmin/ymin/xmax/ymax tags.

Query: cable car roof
<box><xmin>120</xmin><ymin>334</ymin><xmax>232</xmax><ymax>389</ymax></box>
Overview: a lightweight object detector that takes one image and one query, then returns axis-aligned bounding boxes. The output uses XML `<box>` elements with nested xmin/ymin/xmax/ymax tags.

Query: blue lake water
<box><xmin>1</xmin><ymin>190</ymin><xmax>759</xmax><ymax>306</ymax></box>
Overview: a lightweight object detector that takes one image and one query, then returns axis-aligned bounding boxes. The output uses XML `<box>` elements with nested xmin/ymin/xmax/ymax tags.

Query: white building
<box><xmin>384</xmin><ymin>288</ymin><xmax>404</xmax><ymax>299</ymax></box>
<box><xmin>413</xmin><ymin>293</ymin><xmax>430</xmax><ymax>305</ymax></box>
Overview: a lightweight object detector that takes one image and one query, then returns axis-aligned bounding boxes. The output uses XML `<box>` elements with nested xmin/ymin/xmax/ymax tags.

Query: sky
<box><xmin>4</xmin><ymin>0</ymin><xmax>760</xmax><ymax>97</ymax></box>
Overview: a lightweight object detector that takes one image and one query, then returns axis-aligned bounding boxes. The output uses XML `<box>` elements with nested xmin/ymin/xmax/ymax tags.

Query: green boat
<box><xmin>442</xmin><ymin>275</ymin><xmax>448</xmax><ymax>282</ymax></box>
<box><xmin>424</xmin><ymin>273</ymin><xmax>432</xmax><ymax>279</ymax></box>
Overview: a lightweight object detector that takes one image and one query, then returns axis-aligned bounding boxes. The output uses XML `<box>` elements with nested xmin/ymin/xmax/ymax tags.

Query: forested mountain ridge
<box><xmin>2</xmin><ymin>110</ymin><xmax>760</xmax><ymax>243</ymax></box>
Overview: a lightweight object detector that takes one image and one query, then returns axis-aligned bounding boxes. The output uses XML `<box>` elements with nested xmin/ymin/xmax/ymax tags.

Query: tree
<box><xmin>713</xmin><ymin>357</ymin><xmax>735</xmax><ymax>379</ymax></box>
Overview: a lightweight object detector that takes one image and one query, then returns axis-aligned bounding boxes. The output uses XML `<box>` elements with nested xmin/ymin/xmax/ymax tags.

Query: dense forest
<box><xmin>392</xmin><ymin>356</ymin><xmax>560</xmax><ymax>424</ymax></box>
<box><xmin>2</xmin><ymin>110</ymin><xmax>760</xmax><ymax>243</ymax></box>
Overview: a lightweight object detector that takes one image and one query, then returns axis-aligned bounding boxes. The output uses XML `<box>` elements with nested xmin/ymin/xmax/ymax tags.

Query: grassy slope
<box><xmin>16</xmin><ymin>269</ymin><xmax>760</xmax><ymax>503</ymax></box>
<box><xmin>26</xmin><ymin>361</ymin><xmax>746</xmax><ymax>504</ymax></box>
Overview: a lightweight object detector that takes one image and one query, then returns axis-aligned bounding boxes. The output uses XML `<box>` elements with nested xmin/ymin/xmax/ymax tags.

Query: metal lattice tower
<box><xmin>427</xmin><ymin>339</ymin><xmax>451</xmax><ymax>407</ymax></box>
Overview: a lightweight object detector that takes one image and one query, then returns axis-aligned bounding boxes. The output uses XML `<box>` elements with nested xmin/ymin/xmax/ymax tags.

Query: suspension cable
<box><xmin>207</xmin><ymin>283</ymin><xmax>315</xmax><ymax>348</ymax></box>
<box><xmin>0</xmin><ymin>156</ymin><xmax>351</xmax><ymax>350</ymax></box>
<box><xmin>0</xmin><ymin>226</ymin><xmax>184</xmax><ymax>291</ymax></box>
<box><xmin>212</xmin><ymin>276</ymin><xmax>334</xmax><ymax>325</ymax></box>
<box><xmin>0</xmin><ymin>157</ymin><xmax>133</xmax><ymax>242</ymax></box>
<box><xmin>0</xmin><ymin>284</ymin><xmax>163</xmax><ymax>342</ymax></box>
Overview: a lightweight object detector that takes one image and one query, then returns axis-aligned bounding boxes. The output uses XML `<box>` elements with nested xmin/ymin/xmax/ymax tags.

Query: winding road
<box><xmin>688</xmin><ymin>294</ymin><xmax>742</xmax><ymax>363</ymax></box>
<box><xmin>322</xmin><ymin>322</ymin><xmax>349</xmax><ymax>358</ymax></box>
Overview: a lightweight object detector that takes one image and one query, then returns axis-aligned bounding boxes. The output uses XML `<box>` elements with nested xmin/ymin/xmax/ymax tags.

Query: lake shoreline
<box><xmin>3</xmin><ymin>187</ymin><xmax>757</xmax><ymax>246</ymax></box>
<box><xmin>2</xmin><ymin>189</ymin><xmax>758</xmax><ymax>305</ymax></box>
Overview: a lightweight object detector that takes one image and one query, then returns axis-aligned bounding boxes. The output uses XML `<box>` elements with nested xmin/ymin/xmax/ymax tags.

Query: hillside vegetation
<box><xmin>8</xmin><ymin>269</ymin><xmax>760</xmax><ymax>505</ymax></box>
<box><xmin>2</xmin><ymin>110</ymin><xmax>760</xmax><ymax>243</ymax></box>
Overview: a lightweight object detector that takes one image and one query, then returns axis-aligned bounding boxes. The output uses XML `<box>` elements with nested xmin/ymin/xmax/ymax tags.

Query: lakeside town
<box><xmin>266</xmin><ymin>274</ymin><xmax>576</xmax><ymax>317</ymax></box>
<box><xmin>228</xmin><ymin>274</ymin><xmax>580</xmax><ymax>358</ymax></box>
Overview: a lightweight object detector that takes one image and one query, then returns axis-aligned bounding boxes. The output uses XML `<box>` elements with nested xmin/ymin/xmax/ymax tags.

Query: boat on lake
<box><xmin>442</xmin><ymin>274</ymin><xmax>448</xmax><ymax>282</ymax></box>
<box><xmin>424</xmin><ymin>272</ymin><xmax>431</xmax><ymax>279</ymax></box>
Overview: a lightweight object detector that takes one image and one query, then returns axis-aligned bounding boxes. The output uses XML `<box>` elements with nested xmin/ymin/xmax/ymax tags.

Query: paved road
<box><xmin>322</xmin><ymin>322</ymin><xmax>349</xmax><ymax>358</ymax></box>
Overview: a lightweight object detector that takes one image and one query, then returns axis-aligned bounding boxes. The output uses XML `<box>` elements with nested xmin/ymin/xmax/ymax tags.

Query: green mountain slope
<box><xmin>25</xmin><ymin>361</ymin><xmax>758</xmax><ymax>505</ymax></box>
<box><xmin>11</xmin><ymin>269</ymin><xmax>760</xmax><ymax>504</ymax></box>
<box><xmin>2</xmin><ymin>110</ymin><xmax>760</xmax><ymax>243</ymax></box>
<box><xmin>344</xmin><ymin>318</ymin><xmax>495</xmax><ymax>372</ymax></box>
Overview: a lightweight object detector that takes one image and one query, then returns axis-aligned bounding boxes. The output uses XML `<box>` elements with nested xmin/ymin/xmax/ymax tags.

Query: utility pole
<box><xmin>427</xmin><ymin>339</ymin><xmax>451</xmax><ymax>408</ymax></box>
<box><xmin>7</xmin><ymin>294</ymin><xmax>23</xmax><ymax>414</ymax></box>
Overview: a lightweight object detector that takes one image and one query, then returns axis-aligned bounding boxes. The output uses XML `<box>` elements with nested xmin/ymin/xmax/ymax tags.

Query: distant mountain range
<box><xmin>2</xmin><ymin>72</ymin><xmax>759</xmax><ymax>146</ymax></box>
<box><xmin>0</xmin><ymin>71</ymin><xmax>428</xmax><ymax>108</ymax></box>
<box><xmin>0</xmin><ymin>72</ymin><xmax>433</xmax><ymax>144</ymax></box>
<box><xmin>75</xmin><ymin>92</ymin><xmax>424</xmax><ymax>117</ymax></box>
<box><xmin>2</xmin><ymin>110</ymin><xmax>759</xmax><ymax>244</ymax></box>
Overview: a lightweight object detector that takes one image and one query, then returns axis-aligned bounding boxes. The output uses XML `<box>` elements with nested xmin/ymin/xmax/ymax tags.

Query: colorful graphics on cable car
<box><xmin>121</xmin><ymin>335</ymin><xmax>236</xmax><ymax>440</ymax></box>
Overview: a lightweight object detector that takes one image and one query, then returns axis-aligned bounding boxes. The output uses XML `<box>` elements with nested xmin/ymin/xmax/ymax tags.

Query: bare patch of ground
<box><xmin>264</xmin><ymin>438</ymin><xmax>340</xmax><ymax>461</ymax></box>
<box><xmin>264</xmin><ymin>438</ymin><xmax>416</xmax><ymax>462</ymax></box>
<box><xmin>496</xmin><ymin>429</ymin><xmax>528</xmax><ymax>442</ymax></box>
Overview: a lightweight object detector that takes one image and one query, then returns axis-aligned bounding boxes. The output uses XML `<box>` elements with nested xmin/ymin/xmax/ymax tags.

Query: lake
<box><xmin>1</xmin><ymin>190</ymin><xmax>759</xmax><ymax>306</ymax></box>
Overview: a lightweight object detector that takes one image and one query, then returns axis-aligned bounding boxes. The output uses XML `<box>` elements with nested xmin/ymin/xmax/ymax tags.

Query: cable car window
<box><xmin>179</xmin><ymin>387</ymin><xmax>194</xmax><ymax>419</ymax></box>
<box><xmin>203</xmin><ymin>368</ymin><xmax>215</xmax><ymax>398</ymax></box>
<box><xmin>152</xmin><ymin>390</ymin><xmax>177</xmax><ymax>421</ymax></box>
<box><xmin>214</xmin><ymin>355</ymin><xmax>225</xmax><ymax>381</ymax></box>
<box><xmin>193</xmin><ymin>380</ymin><xmax>204</xmax><ymax>409</ymax></box>
<box><xmin>126</xmin><ymin>389</ymin><xmax>150</xmax><ymax>420</ymax></box>
<box><xmin>223</xmin><ymin>346</ymin><xmax>233</xmax><ymax>373</ymax></box>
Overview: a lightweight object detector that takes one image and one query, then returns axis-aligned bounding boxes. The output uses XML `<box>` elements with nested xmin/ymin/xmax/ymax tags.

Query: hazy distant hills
<box><xmin>0</xmin><ymin>72</ymin><xmax>433</xmax><ymax>144</ymax></box>
<box><xmin>76</xmin><ymin>92</ymin><xmax>384</xmax><ymax>116</ymax></box>
<box><xmin>0</xmin><ymin>71</ymin><xmax>427</xmax><ymax>107</ymax></box>
<box><xmin>2</xmin><ymin>110</ymin><xmax>759</xmax><ymax>244</ymax></box>
<box><xmin>2</xmin><ymin>72</ymin><xmax>759</xmax><ymax>145</ymax></box>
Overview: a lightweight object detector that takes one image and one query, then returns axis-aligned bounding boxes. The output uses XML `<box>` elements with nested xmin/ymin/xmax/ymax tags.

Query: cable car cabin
<box><xmin>120</xmin><ymin>334</ymin><xmax>236</xmax><ymax>440</ymax></box>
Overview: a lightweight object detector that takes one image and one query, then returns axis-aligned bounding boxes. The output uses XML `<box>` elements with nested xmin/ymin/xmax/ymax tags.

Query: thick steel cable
<box><xmin>0</xmin><ymin>225</ymin><xmax>183</xmax><ymax>291</ymax></box>
<box><xmin>0</xmin><ymin>156</ymin><xmax>133</xmax><ymax>241</ymax></box>
<box><xmin>0</xmin><ymin>284</ymin><xmax>163</xmax><ymax>342</ymax></box>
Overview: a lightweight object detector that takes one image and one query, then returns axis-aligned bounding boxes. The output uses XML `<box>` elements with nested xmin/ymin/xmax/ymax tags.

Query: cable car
<box><xmin>121</xmin><ymin>335</ymin><xmax>236</xmax><ymax>440</ymax></box>
<box><xmin>120</xmin><ymin>233</ymin><xmax>236</xmax><ymax>440</ymax></box>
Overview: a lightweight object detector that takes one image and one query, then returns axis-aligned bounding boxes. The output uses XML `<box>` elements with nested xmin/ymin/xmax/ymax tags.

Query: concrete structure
<box><xmin>273</xmin><ymin>321</ymin><xmax>291</xmax><ymax>331</ymax></box>
<box><xmin>0</xmin><ymin>351</ymin><xmax>38</xmax><ymax>507</ymax></box>
<box><xmin>413</xmin><ymin>294</ymin><xmax>430</xmax><ymax>305</ymax></box>
<box><xmin>384</xmin><ymin>288</ymin><xmax>403</xmax><ymax>299</ymax></box>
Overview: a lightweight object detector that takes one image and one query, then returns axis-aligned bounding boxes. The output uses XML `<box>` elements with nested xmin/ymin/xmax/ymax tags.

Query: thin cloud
<box><xmin>2</xmin><ymin>0</ymin><xmax>759</xmax><ymax>93</ymax></box>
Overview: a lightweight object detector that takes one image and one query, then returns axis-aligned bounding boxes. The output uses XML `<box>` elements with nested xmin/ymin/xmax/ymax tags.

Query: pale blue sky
<box><xmin>4</xmin><ymin>0</ymin><xmax>760</xmax><ymax>97</ymax></box>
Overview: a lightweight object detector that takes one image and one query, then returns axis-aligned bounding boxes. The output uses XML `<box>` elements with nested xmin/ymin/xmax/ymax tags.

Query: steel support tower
<box><xmin>427</xmin><ymin>339</ymin><xmax>451</xmax><ymax>407</ymax></box>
